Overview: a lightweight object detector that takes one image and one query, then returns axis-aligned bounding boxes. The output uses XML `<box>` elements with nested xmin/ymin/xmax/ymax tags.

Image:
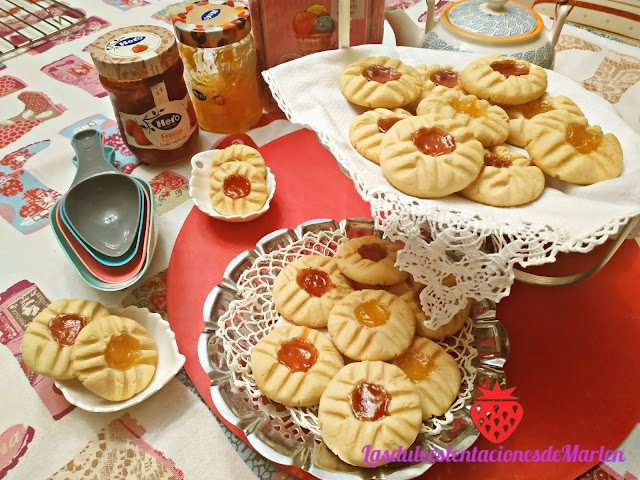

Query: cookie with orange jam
<box><xmin>251</xmin><ymin>324</ymin><xmax>344</xmax><ymax>407</ymax></box>
<box><xmin>503</xmin><ymin>93</ymin><xmax>584</xmax><ymax>148</ymax></box>
<box><xmin>211</xmin><ymin>145</ymin><xmax>266</xmax><ymax>178</ymax></box>
<box><xmin>460</xmin><ymin>146</ymin><xmax>545</xmax><ymax>207</ymax></box>
<box><xmin>417</xmin><ymin>89</ymin><xmax>510</xmax><ymax>147</ymax></box>
<box><xmin>387</xmin><ymin>276</ymin><xmax>472</xmax><ymax>340</ymax></box>
<box><xmin>459</xmin><ymin>54</ymin><xmax>547</xmax><ymax>105</ymax></box>
<box><xmin>273</xmin><ymin>255</ymin><xmax>353</xmax><ymax>328</ymax></box>
<box><xmin>318</xmin><ymin>361</ymin><xmax>422</xmax><ymax>467</ymax></box>
<box><xmin>21</xmin><ymin>299</ymin><xmax>111</xmax><ymax>380</ymax></box>
<box><xmin>340</xmin><ymin>56</ymin><xmax>421</xmax><ymax>108</ymax></box>
<box><xmin>391</xmin><ymin>337</ymin><xmax>461</xmax><ymax>419</ymax></box>
<box><xmin>349</xmin><ymin>108</ymin><xmax>413</xmax><ymax>164</ymax></box>
<box><xmin>335</xmin><ymin>236</ymin><xmax>409</xmax><ymax>286</ymax></box>
<box><xmin>379</xmin><ymin>114</ymin><xmax>484</xmax><ymax>198</ymax></box>
<box><xmin>523</xmin><ymin>110</ymin><xmax>623</xmax><ymax>185</ymax></box>
<box><xmin>209</xmin><ymin>161</ymin><xmax>268</xmax><ymax>216</ymax></box>
<box><xmin>327</xmin><ymin>290</ymin><xmax>415</xmax><ymax>361</ymax></box>
<box><xmin>71</xmin><ymin>315</ymin><xmax>157</xmax><ymax>401</ymax></box>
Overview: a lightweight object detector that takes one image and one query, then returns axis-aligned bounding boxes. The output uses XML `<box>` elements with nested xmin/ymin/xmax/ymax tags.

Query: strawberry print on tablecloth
<box><xmin>0</xmin><ymin>140</ymin><xmax>62</xmax><ymax>235</ymax></box>
<box><xmin>50</xmin><ymin>413</ymin><xmax>183</xmax><ymax>479</ymax></box>
<box><xmin>0</xmin><ymin>424</ymin><xmax>35</xmax><ymax>479</ymax></box>
<box><xmin>41</xmin><ymin>55</ymin><xmax>107</xmax><ymax>98</ymax></box>
<box><xmin>59</xmin><ymin>115</ymin><xmax>140</xmax><ymax>174</ymax></box>
<box><xmin>0</xmin><ymin>92</ymin><xmax>65</xmax><ymax>150</ymax></box>
<box><xmin>0</xmin><ymin>76</ymin><xmax>26</xmax><ymax>98</ymax></box>
<box><xmin>121</xmin><ymin>269</ymin><xmax>168</xmax><ymax>319</ymax></box>
<box><xmin>149</xmin><ymin>172</ymin><xmax>189</xmax><ymax>216</ymax></box>
<box><xmin>0</xmin><ymin>280</ymin><xmax>75</xmax><ymax>420</ymax></box>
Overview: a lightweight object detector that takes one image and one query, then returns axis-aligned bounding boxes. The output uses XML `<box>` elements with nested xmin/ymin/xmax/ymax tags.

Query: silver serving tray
<box><xmin>198</xmin><ymin>218</ymin><xmax>510</xmax><ymax>479</ymax></box>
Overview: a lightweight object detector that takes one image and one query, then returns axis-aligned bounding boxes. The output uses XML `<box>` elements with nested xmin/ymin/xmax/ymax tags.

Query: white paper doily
<box><xmin>262</xmin><ymin>45</ymin><xmax>640</xmax><ymax>328</ymax></box>
<box><xmin>199</xmin><ymin>218</ymin><xmax>510</xmax><ymax>480</ymax></box>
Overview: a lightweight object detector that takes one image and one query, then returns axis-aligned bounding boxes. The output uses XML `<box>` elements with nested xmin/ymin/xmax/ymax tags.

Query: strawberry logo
<box><xmin>470</xmin><ymin>383</ymin><xmax>523</xmax><ymax>443</ymax></box>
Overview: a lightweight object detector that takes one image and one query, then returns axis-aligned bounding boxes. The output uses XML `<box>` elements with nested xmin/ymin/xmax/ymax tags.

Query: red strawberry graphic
<box><xmin>0</xmin><ymin>120</ymin><xmax>41</xmax><ymax>150</ymax></box>
<box><xmin>125</xmin><ymin>119</ymin><xmax>137</xmax><ymax>136</ymax></box>
<box><xmin>187</xmin><ymin>102</ymin><xmax>197</xmax><ymax>126</ymax></box>
<box><xmin>132</xmin><ymin>45</ymin><xmax>148</xmax><ymax>53</ymax></box>
<box><xmin>133</xmin><ymin>127</ymin><xmax>151</xmax><ymax>146</ymax></box>
<box><xmin>470</xmin><ymin>383</ymin><xmax>523</xmax><ymax>443</ymax></box>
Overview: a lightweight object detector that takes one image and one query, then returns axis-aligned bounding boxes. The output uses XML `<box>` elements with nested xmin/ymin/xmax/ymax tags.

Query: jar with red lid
<box><xmin>90</xmin><ymin>25</ymin><xmax>199</xmax><ymax>165</ymax></box>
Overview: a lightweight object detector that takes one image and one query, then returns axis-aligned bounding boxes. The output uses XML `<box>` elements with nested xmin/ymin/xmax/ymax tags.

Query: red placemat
<box><xmin>167</xmin><ymin>128</ymin><xmax>640</xmax><ymax>480</ymax></box>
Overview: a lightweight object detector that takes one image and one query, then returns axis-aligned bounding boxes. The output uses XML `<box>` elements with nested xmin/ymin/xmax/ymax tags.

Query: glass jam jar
<box><xmin>172</xmin><ymin>1</ymin><xmax>263</xmax><ymax>134</ymax></box>
<box><xmin>89</xmin><ymin>25</ymin><xmax>199</xmax><ymax>165</ymax></box>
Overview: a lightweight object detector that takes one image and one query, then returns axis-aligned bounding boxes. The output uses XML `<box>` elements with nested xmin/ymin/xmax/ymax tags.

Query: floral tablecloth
<box><xmin>0</xmin><ymin>1</ymin><xmax>638</xmax><ymax>479</ymax></box>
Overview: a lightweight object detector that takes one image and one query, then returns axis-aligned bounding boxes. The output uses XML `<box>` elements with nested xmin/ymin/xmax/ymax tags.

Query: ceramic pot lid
<box><xmin>444</xmin><ymin>0</ymin><xmax>543</xmax><ymax>42</ymax></box>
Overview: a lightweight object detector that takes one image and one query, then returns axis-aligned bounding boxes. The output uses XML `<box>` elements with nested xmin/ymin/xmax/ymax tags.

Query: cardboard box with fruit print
<box><xmin>249</xmin><ymin>0</ymin><xmax>385</xmax><ymax>111</ymax></box>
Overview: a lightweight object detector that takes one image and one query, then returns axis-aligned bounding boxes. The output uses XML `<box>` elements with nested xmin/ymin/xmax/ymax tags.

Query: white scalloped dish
<box><xmin>55</xmin><ymin>305</ymin><xmax>185</xmax><ymax>413</ymax></box>
<box><xmin>189</xmin><ymin>149</ymin><xmax>276</xmax><ymax>223</ymax></box>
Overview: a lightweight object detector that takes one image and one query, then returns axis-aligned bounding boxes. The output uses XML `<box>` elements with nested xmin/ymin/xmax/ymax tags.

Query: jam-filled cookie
<box><xmin>503</xmin><ymin>93</ymin><xmax>584</xmax><ymax>148</ymax></box>
<box><xmin>349</xmin><ymin>108</ymin><xmax>413</xmax><ymax>164</ymax></box>
<box><xmin>251</xmin><ymin>324</ymin><xmax>344</xmax><ymax>407</ymax></box>
<box><xmin>460</xmin><ymin>54</ymin><xmax>547</xmax><ymax>106</ymax></box>
<box><xmin>209</xmin><ymin>161</ymin><xmax>268</xmax><ymax>216</ymax></box>
<box><xmin>386</xmin><ymin>277</ymin><xmax>472</xmax><ymax>340</ymax></box>
<box><xmin>417</xmin><ymin>89</ymin><xmax>510</xmax><ymax>147</ymax></box>
<box><xmin>379</xmin><ymin>114</ymin><xmax>484</xmax><ymax>198</ymax></box>
<box><xmin>524</xmin><ymin>110</ymin><xmax>623</xmax><ymax>185</ymax></box>
<box><xmin>21</xmin><ymin>299</ymin><xmax>111</xmax><ymax>380</ymax></box>
<box><xmin>335</xmin><ymin>236</ymin><xmax>408</xmax><ymax>286</ymax></box>
<box><xmin>391</xmin><ymin>337</ymin><xmax>462</xmax><ymax>419</ymax></box>
<box><xmin>327</xmin><ymin>289</ymin><xmax>415</xmax><ymax>361</ymax></box>
<box><xmin>340</xmin><ymin>56</ymin><xmax>421</xmax><ymax>109</ymax></box>
<box><xmin>272</xmin><ymin>255</ymin><xmax>353</xmax><ymax>328</ymax></box>
<box><xmin>318</xmin><ymin>361</ymin><xmax>422</xmax><ymax>467</ymax></box>
<box><xmin>406</xmin><ymin>64</ymin><xmax>464</xmax><ymax>111</ymax></box>
<box><xmin>72</xmin><ymin>315</ymin><xmax>157</xmax><ymax>401</ymax></box>
<box><xmin>460</xmin><ymin>146</ymin><xmax>545</xmax><ymax>207</ymax></box>
<box><xmin>212</xmin><ymin>145</ymin><xmax>266</xmax><ymax>178</ymax></box>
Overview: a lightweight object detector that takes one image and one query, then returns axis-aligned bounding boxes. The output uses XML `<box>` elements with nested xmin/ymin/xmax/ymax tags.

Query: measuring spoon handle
<box><xmin>71</xmin><ymin>129</ymin><xmax>118</xmax><ymax>185</ymax></box>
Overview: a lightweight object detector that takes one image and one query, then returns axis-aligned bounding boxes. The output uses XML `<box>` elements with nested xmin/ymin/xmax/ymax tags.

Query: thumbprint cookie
<box><xmin>251</xmin><ymin>324</ymin><xmax>344</xmax><ymax>407</ymax></box>
<box><xmin>211</xmin><ymin>145</ymin><xmax>266</xmax><ymax>178</ymax></box>
<box><xmin>209</xmin><ymin>161</ymin><xmax>268</xmax><ymax>216</ymax></box>
<box><xmin>349</xmin><ymin>108</ymin><xmax>413</xmax><ymax>164</ymax></box>
<box><xmin>21</xmin><ymin>299</ymin><xmax>111</xmax><ymax>379</ymax></box>
<box><xmin>335</xmin><ymin>236</ymin><xmax>408</xmax><ymax>286</ymax></box>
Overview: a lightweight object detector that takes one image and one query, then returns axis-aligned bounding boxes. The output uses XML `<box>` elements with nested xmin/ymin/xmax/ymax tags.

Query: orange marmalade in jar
<box><xmin>172</xmin><ymin>1</ymin><xmax>263</xmax><ymax>134</ymax></box>
<box><xmin>90</xmin><ymin>25</ymin><xmax>199</xmax><ymax>165</ymax></box>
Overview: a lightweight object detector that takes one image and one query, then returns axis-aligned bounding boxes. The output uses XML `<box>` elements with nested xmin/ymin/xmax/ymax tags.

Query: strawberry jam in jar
<box><xmin>172</xmin><ymin>1</ymin><xmax>263</xmax><ymax>134</ymax></box>
<box><xmin>90</xmin><ymin>25</ymin><xmax>199</xmax><ymax>165</ymax></box>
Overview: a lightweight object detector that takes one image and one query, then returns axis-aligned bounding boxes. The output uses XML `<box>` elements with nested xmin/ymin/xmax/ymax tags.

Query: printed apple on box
<box><xmin>249</xmin><ymin>0</ymin><xmax>385</xmax><ymax>111</ymax></box>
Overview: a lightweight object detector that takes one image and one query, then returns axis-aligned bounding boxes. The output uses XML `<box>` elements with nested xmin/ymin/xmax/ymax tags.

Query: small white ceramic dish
<box><xmin>189</xmin><ymin>149</ymin><xmax>276</xmax><ymax>223</ymax></box>
<box><xmin>55</xmin><ymin>305</ymin><xmax>185</xmax><ymax>413</ymax></box>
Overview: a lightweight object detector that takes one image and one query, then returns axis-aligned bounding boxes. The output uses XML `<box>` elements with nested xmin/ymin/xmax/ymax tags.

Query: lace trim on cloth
<box><xmin>262</xmin><ymin>67</ymin><xmax>637</xmax><ymax>328</ymax></box>
<box><xmin>213</xmin><ymin>229</ymin><xmax>478</xmax><ymax>438</ymax></box>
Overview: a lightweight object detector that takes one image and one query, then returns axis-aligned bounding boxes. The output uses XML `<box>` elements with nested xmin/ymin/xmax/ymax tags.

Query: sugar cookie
<box><xmin>391</xmin><ymin>337</ymin><xmax>462</xmax><ymax>419</ymax></box>
<box><xmin>212</xmin><ymin>145</ymin><xmax>266</xmax><ymax>178</ymax></box>
<box><xmin>524</xmin><ymin>110</ymin><xmax>623</xmax><ymax>185</ymax></box>
<box><xmin>327</xmin><ymin>289</ymin><xmax>415</xmax><ymax>361</ymax></box>
<box><xmin>417</xmin><ymin>89</ymin><xmax>510</xmax><ymax>147</ymax></box>
<box><xmin>251</xmin><ymin>324</ymin><xmax>344</xmax><ymax>407</ymax></box>
<box><xmin>21</xmin><ymin>299</ymin><xmax>111</xmax><ymax>380</ymax></box>
<box><xmin>209</xmin><ymin>161</ymin><xmax>268</xmax><ymax>216</ymax></box>
<box><xmin>349</xmin><ymin>108</ymin><xmax>413</xmax><ymax>164</ymax></box>
<box><xmin>340</xmin><ymin>56</ymin><xmax>421</xmax><ymax>108</ymax></box>
<box><xmin>460</xmin><ymin>146</ymin><xmax>545</xmax><ymax>207</ymax></box>
<box><xmin>460</xmin><ymin>54</ymin><xmax>547</xmax><ymax>105</ymax></box>
<box><xmin>318</xmin><ymin>361</ymin><xmax>422</xmax><ymax>467</ymax></box>
<box><xmin>72</xmin><ymin>315</ymin><xmax>157</xmax><ymax>401</ymax></box>
<box><xmin>272</xmin><ymin>255</ymin><xmax>353</xmax><ymax>328</ymax></box>
<box><xmin>335</xmin><ymin>236</ymin><xmax>408</xmax><ymax>286</ymax></box>
<box><xmin>503</xmin><ymin>93</ymin><xmax>584</xmax><ymax>147</ymax></box>
<box><xmin>406</xmin><ymin>64</ymin><xmax>464</xmax><ymax>112</ymax></box>
<box><xmin>379</xmin><ymin>114</ymin><xmax>484</xmax><ymax>198</ymax></box>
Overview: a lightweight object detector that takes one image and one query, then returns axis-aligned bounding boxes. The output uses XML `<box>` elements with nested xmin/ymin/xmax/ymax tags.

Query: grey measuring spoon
<box><xmin>62</xmin><ymin>129</ymin><xmax>142</xmax><ymax>258</ymax></box>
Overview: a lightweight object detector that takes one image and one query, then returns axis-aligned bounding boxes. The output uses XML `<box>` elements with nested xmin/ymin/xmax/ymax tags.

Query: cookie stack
<box><xmin>344</xmin><ymin>54</ymin><xmax>623</xmax><ymax>207</ymax></box>
<box><xmin>208</xmin><ymin>145</ymin><xmax>268</xmax><ymax>216</ymax></box>
<box><xmin>250</xmin><ymin>236</ymin><xmax>469</xmax><ymax>468</ymax></box>
<box><xmin>21</xmin><ymin>299</ymin><xmax>157</xmax><ymax>402</ymax></box>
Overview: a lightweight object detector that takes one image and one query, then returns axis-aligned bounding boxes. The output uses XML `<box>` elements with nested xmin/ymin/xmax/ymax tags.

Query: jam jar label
<box><xmin>120</xmin><ymin>91</ymin><xmax>196</xmax><ymax>150</ymax></box>
<box><xmin>105</xmin><ymin>31</ymin><xmax>162</xmax><ymax>58</ymax></box>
